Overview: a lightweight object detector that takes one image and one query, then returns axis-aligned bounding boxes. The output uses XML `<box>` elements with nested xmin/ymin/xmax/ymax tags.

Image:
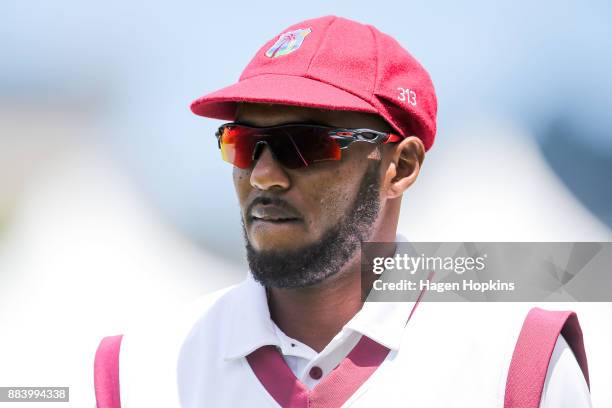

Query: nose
<box><xmin>250</xmin><ymin>145</ymin><xmax>290</xmax><ymax>191</ymax></box>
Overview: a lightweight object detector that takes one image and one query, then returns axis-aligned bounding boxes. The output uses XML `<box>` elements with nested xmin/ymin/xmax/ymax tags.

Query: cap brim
<box><xmin>190</xmin><ymin>74</ymin><xmax>378</xmax><ymax>120</ymax></box>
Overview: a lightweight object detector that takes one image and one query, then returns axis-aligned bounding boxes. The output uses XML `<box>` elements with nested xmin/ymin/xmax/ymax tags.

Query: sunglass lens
<box><xmin>218</xmin><ymin>124</ymin><xmax>343</xmax><ymax>169</ymax></box>
<box><xmin>271</xmin><ymin>126</ymin><xmax>342</xmax><ymax>169</ymax></box>
<box><xmin>219</xmin><ymin>125</ymin><xmax>256</xmax><ymax>169</ymax></box>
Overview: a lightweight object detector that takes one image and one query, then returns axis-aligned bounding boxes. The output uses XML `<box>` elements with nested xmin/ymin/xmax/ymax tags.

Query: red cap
<box><xmin>190</xmin><ymin>15</ymin><xmax>437</xmax><ymax>151</ymax></box>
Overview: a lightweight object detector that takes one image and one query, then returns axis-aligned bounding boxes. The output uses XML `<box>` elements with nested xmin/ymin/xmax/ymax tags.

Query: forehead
<box><xmin>235</xmin><ymin>103</ymin><xmax>392</xmax><ymax>131</ymax></box>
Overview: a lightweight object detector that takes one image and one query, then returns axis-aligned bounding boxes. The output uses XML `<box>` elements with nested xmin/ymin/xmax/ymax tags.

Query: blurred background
<box><xmin>1</xmin><ymin>0</ymin><xmax>611</xmax><ymax>406</ymax></box>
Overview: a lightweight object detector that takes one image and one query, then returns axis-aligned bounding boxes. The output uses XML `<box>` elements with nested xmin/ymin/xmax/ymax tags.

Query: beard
<box><xmin>243</xmin><ymin>160</ymin><xmax>382</xmax><ymax>289</ymax></box>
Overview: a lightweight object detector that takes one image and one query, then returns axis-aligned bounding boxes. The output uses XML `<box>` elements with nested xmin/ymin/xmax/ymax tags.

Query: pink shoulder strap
<box><xmin>504</xmin><ymin>307</ymin><xmax>590</xmax><ymax>408</ymax></box>
<box><xmin>94</xmin><ymin>334</ymin><xmax>123</xmax><ymax>408</ymax></box>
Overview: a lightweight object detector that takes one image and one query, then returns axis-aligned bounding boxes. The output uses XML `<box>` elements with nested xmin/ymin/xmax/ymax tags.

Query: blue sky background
<box><xmin>2</xmin><ymin>0</ymin><xmax>611</xmax><ymax>256</ymax></box>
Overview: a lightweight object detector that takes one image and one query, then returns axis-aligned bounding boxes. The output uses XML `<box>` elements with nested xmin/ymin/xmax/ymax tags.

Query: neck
<box><xmin>267</xmin><ymin>213</ymin><xmax>399</xmax><ymax>352</ymax></box>
<box><xmin>266</xmin><ymin>254</ymin><xmax>363</xmax><ymax>352</ymax></box>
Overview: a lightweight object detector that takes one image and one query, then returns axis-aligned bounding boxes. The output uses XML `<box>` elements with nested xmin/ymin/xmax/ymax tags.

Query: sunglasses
<box><xmin>215</xmin><ymin>122</ymin><xmax>401</xmax><ymax>169</ymax></box>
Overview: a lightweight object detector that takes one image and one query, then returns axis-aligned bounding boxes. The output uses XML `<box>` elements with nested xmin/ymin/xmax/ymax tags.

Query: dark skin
<box><xmin>233</xmin><ymin>102</ymin><xmax>425</xmax><ymax>352</ymax></box>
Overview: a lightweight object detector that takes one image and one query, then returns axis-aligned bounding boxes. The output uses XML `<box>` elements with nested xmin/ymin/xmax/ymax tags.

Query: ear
<box><xmin>384</xmin><ymin>136</ymin><xmax>425</xmax><ymax>199</ymax></box>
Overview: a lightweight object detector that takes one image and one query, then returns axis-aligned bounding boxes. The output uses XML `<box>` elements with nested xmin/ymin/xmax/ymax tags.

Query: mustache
<box><xmin>246</xmin><ymin>196</ymin><xmax>303</xmax><ymax>220</ymax></box>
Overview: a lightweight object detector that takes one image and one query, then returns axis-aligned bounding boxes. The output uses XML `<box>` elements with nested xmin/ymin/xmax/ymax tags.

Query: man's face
<box><xmin>232</xmin><ymin>103</ymin><xmax>393</xmax><ymax>288</ymax></box>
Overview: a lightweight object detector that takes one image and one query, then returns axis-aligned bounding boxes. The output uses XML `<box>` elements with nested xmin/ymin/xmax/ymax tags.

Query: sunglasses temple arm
<box><xmin>384</xmin><ymin>134</ymin><xmax>403</xmax><ymax>143</ymax></box>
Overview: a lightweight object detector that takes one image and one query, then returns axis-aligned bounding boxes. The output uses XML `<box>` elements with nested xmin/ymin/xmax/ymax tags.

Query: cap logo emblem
<box><xmin>265</xmin><ymin>28</ymin><xmax>312</xmax><ymax>58</ymax></box>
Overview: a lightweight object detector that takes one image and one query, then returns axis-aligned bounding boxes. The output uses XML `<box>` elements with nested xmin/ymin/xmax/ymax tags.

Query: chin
<box><xmin>249</xmin><ymin>234</ymin><xmax>314</xmax><ymax>253</ymax></box>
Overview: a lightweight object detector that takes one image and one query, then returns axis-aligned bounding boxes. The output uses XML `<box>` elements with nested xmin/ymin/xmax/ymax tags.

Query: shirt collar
<box><xmin>223</xmin><ymin>273</ymin><xmax>281</xmax><ymax>360</ymax></box>
<box><xmin>223</xmin><ymin>233</ymin><xmax>417</xmax><ymax>360</ymax></box>
<box><xmin>343</xmin><ymin>299</ymin><xmax>416</xmax><ymax>352</ymax></box>
<box><xmin>345</xmin><ymin>231</ymin><xmax>416</xmax><ymax>350</ymax></box>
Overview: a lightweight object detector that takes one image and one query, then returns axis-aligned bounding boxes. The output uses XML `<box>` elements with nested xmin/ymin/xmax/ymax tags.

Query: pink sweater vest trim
<box><xmin>246</xmin><ymin>335</ymin><xmax>390</xmax><ymax>408</ymax></box>
<box><xmin>94</xmin><ymin>334</ymin><xmax>123</xmax><ymax>408</ymax></box>
<box><xmin>504</xmin><ymin>307</ymin><xmax>590</xmax><ymax>408</ymax></box>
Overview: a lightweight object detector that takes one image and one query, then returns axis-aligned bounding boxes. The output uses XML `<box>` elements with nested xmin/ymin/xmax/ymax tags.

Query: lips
<box><xmin>250</xmin><ymin>204</ymin><xmax>302</xmax><ymax>223</ymax></box>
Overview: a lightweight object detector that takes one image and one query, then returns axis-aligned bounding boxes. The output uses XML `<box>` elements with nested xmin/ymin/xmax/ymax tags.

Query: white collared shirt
<box><xmin>109</xmin><ymin>269</ymin><xmax>592</xmax><ymax>407</ymax></box>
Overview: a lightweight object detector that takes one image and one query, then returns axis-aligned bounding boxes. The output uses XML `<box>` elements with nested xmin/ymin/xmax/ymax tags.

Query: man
<box><xmin>94</xmin><ymin>15</ymin><xmax>592</xmax><ymax>407</ymax></box>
